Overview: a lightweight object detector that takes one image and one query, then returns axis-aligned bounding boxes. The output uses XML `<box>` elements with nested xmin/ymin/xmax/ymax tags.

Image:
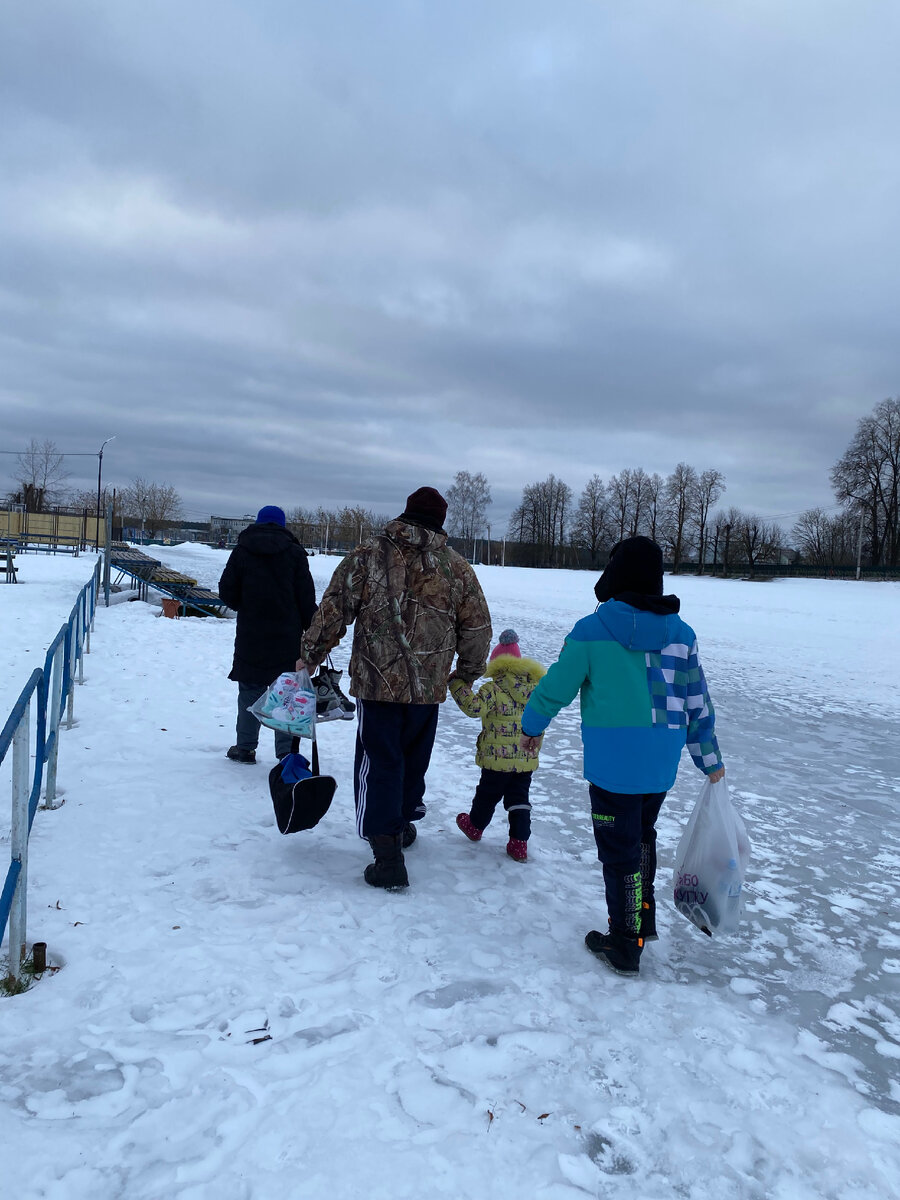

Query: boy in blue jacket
<box><xmin>520</xmin><ymin>537</ymin><xmax>725</xmax><ymax>976</ymax></box>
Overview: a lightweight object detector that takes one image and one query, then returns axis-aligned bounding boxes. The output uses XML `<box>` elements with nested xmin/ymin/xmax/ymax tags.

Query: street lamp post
<box><xmin>96</xmin><ymin>436</ymin><xmax>116</xmax><ymax>549</ymax></box>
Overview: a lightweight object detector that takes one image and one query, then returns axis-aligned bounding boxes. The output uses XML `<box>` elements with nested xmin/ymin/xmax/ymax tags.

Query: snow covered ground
<box><xmin>1</xmin><ymin>544</ymin><xmax>899</xmax><ymax>1199</ymax></box>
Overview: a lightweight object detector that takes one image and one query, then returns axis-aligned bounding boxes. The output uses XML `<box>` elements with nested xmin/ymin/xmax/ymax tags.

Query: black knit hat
<box><xmin>400</xmin><ymin>486</ymin><xmax>448</xmax><ymax>532</ymax></box>
<box><xmin>594</xmin><ymin>536</ymin><xmax>664</xmax><ymax>602</ymax></box>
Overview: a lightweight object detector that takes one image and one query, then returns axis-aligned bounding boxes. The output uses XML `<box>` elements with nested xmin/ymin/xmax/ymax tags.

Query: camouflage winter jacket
<box><xmin>449</xmin><ymin>654</ymin><xmax>545</xmax><ymax>772</ymax></box>
<box><xmin>300</xmin><ymin>519</ymin><xmax>492</xmax><ymax>704</ymax></box>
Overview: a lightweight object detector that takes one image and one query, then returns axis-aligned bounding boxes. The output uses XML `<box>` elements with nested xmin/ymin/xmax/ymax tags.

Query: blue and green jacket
<box><xmin>521</xmin><ymin>600</ymin><xmax>722</xmax><ymax>794</ymax></box>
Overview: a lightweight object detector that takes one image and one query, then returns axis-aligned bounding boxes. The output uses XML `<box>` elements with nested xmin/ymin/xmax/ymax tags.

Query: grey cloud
<box><xmin>2</xmin><ymin>0</ymin><xmax>899</xmax><ymax>529</ymax></box>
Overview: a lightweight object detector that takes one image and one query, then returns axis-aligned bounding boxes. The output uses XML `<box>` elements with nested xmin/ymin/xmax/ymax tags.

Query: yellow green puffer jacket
<box><xmin>449</xmin><ymin>654</ymin><xmax>546</xmax><ymax>773</ymax></box>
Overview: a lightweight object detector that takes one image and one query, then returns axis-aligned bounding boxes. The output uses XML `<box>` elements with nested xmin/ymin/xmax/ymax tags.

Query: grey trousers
<box><xmin>236</xmin><ymin>681</ymin><xmax>293</xmax><ymax>759</ymax></box>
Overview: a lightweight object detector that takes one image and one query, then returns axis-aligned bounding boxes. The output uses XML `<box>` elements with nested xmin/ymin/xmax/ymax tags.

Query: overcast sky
<box><xmin>2</xmin><ymin>0</ymin><xmax>898</xmax><ymax>528</ymax></box>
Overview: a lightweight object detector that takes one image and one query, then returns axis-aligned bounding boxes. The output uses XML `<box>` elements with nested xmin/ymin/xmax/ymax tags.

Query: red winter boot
<box><xmin>506</xmin><ymin>838</ymin><xmax>528</xmax><ymax>863</ymax></box>
<box><xmin>456</xmin><ymin>813</ymin><xmax>483</xmax><ymax>842</ymax></box>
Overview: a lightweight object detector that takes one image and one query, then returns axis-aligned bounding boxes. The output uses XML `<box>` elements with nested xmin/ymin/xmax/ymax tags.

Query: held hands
<box><xmin>519</xmin><ymin>734</ymin><xmax>542</xmax><ymax>754</ymax></box>
<box><xmin>708</xmin><ymin>766</ymin><xmax>726</xmax><ymax>783</ymax></box>
<box><xmin>295</xmin><ymin>658</ymin><xmax>308</xmax><ymax>673</ymax></box>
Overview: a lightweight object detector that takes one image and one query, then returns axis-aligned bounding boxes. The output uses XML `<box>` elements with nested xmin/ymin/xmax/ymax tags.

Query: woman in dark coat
<box><xmin>218</xmin><ymin>505</ymin><xmax>317</xmax><ymax>763</ymax></box>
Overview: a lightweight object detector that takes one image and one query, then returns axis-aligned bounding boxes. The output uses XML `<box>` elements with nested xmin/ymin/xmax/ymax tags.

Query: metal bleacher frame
<box><xmin>108</xmin><ymin>544</ymin><xmax>228</xmax><ymax>617</ymax></box>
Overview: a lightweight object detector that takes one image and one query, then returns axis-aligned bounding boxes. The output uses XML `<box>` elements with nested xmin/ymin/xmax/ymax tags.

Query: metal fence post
<box><xmin>103</xmin><ymin>503</ymin><xmax>112</xmax><ymax>606</ymax></box>
<box><xmin>65</xmin><ymin>625</ymin><xmax>76</xmax><ymax>729</ymax></box>
<box><xmin>77</xmin><ymin>596</ymin><xmax>85</xmax><ymax>684</ymax></box>
<box><xmin>44</xmin><ymin>643</ymin><xmax>64</xmax><ymax>807</ymax></box>
<box><xmin>9</xmin><ymin>706</ymin><xmax>30</xmax><ymax>981</ymax></box>
<box><xmin>90</xmin><ymin>560</ymin><xmax>99</xmax><ymax>633</ymax></box>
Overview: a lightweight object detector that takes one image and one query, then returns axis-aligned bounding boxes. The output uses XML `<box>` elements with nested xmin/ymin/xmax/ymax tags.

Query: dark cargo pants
<box><xmin>589</xmin><ymin>785</ymin><xmax>666</xmax><ymax>936</ymax></box>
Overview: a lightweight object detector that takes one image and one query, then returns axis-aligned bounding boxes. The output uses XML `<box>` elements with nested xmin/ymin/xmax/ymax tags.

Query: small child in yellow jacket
<box><xmin>448</xmin><ymin>629</ymin><xmax>545</xmax><ymax>862</ymax></box>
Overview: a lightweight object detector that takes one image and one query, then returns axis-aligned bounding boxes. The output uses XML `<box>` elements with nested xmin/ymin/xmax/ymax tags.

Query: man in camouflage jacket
<box><xmin>299</xmin><ymin>486</ymin><xmax>491</xmax><ymax>889</ymax></box>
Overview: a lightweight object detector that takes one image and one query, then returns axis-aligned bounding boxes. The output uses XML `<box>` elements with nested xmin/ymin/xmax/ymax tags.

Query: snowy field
<box><xmin>1</xmin><ymin>544</ymin><xmax>899</xmax><ymax>1200</ymax></box>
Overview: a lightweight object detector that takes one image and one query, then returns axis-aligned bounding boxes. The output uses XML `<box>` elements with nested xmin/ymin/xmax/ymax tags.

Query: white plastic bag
<box><xmin>249</xmin><ymin>670</ymin><xmax>316</xmax><ymax>738</ymax></box>
<box><xmin>672</xmin><ymin>777</ymin><xmax>750</xmax><ymax>936</ymax></box>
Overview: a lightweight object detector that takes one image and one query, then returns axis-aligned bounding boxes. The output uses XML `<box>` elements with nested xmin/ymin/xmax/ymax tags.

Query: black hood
<box><xmin>236</xmin><ymin>522</ymin><xmax>301</xmax><ymax>557</ymax></box>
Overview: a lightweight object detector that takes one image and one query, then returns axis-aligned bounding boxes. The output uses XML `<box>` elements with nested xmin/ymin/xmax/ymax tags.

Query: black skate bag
<box><xmin>268</xmin><ymin>737</ymin><xmax>337</xmax><ymax>834</ymax></box>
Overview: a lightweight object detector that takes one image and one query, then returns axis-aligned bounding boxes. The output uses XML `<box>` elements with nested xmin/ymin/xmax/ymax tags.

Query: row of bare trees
<box><xmin>12</xmin><ymin>398</ymin><xmax>898</xmax><ymax>569</ymax></box>
<box><xmin>286</xmin><ymin>504</ymin><xmax>390</xmax><ymax>551</ymax></box>
<box><xmin>5</xmin><ymin>441</ymin><xmax>184</xmax><ymax>537</ymax></box>
<box><xmin>479</xmin><ymin>398</ymin><xmax>900</xmax><ymax>573</ymax></box>
<box><xmin>505</xmin><ymin>464</ymin><xmax>730</xmax><ymax>568</ymax></box>
<box><xmin>59</xmin><ymin>480</ymin><xmax>184</xmax><ymax>537</ymax></box>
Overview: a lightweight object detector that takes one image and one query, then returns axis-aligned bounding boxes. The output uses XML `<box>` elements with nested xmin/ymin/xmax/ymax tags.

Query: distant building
<box><xmin>210</xmin><ymin>514</ymin><xmax>255</xmax><ymax>544</ymax></box>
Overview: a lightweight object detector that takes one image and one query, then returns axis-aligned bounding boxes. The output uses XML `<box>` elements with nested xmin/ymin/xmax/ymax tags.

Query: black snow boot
<box><xmin>584</xmin><ymin>928</ymin><xmax>643</xmax><ymax>976</ymax></box>
<box><xmin>227</xmin><ymin>746</ymin><xmax>256</xmax><ymax>764</ymax></box>
<box><xmin>364</xmin><ymin>835</ymin><xmax>409</xmax><ymax>890</ymax></box>
<box><xmin>401</xmin><ymin>821</ymin><xmax>417</xmax><ymax>849</ymax></box>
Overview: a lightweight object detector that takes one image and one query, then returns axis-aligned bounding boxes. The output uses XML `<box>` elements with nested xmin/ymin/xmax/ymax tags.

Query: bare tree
<box><xmin>831</xmin><ymin>397</ymin><xmax>900</xmax><ymax>567</ymax></box>
<box><xmin>662</xmin><ymin>463</ymin><xmax>698</xmax><ymax>569</ymax></box>
<box><xmin>286</xmin><ymin>505</ymin><xmax>317</xmax><ymax>546</ymax></box>
<box><xmin>13</xmin><ymin>438</ymin><xmax>70</xmax><ymax>509</ymax></box>
<box><xmin>792</xmin><ymin>508</ymin><xmax>858</xmax><ymax>567</ymax></box>
<box><xmin>120</xmin><ymin>477</ymin><xmax>152</xmax><ymax>533</ymax></box>
<box><xmin>693</xmin><ymin>469</ymin><xmax>726</xmax><ymax>573</ymax></box>
<box><xmin>713</xmin><ymin>505</ymin><xmax>743</xmax><ymax>573</ymax></box>
<box><xmin>508</xmin><ymin>474</ymin><xmax>572</xmax><ymax>565</ymax></box>
<box><xmin>70</xmin><ymin>486</ymin><xmax>114</xmax><ymax>514</ymax></box>
<box><xmin>120</xmin><ymin>478</ymin><xmax>183</xmax><ymax>537</ymax></box>
<box><xmin>608</xmin><ymin>469</ymin><xmax>635</xmax><ymax>540</ymax></box>
<box><xmin>645</xmin><ymin>472</ymin><xmax>664</xmax><ymax>543</ymax></box>
<box><xmin>738</xmin><ymin>514</ymin><xmax>783</xmax><ymax>573</ymax></box>
<box><xmin>333</xmin><ymin>505</ymin><xmax>379</xmax><ymax>549</ymax></box>
<box><xmin>628</xmin><ymin>467</ymin><xmax>652</xmax><ymax>536</ymax></box>
<box><xmin>446</xmin><ymin>471</ymin><xmax>492</xmax><ymax>544</ymax></box>
<box><xmin>571</xmin><ymin>475</ymin><xmax>613</xmax><ymax>567</ymax></box>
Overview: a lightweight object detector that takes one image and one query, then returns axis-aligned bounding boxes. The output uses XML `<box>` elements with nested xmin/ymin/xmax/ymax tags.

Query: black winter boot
<box><xmin>584</xmin><ymin>928</ymin><xmax>643</xmax><ymax>976</ymax></box>
<box><xmin>226</xmin><ymin>746</ymin><xmax>256</xmax><ymax>764</ymax></box>
<box><xmin>401</xmin><ymin>822</ymin><xmax>417</xmax><ymax>849</ymax></box>
<box><xmin>364</xmin><ymin>835</ymin><xmax>409</xmax><ymax>889</ymax></box>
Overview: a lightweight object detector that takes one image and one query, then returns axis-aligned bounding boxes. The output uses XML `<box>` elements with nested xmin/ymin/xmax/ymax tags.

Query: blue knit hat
<box><xmin>256</xmin><ymin>505</ymin><xmax>286</xmax><ymax>527</ymax></box>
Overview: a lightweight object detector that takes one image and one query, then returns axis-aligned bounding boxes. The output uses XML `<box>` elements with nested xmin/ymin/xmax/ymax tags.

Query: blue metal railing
<box><xmin>1</xmin><ymin>559</ymin><xmax>101</xmax><ymax>982</ymax></box>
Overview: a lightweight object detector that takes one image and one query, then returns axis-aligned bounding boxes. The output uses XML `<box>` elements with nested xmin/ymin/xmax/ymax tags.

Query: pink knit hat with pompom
<box><xmin>489</xmin><ymin>628</ymin><xmax>521</xmax><ymax>661</ymax></box>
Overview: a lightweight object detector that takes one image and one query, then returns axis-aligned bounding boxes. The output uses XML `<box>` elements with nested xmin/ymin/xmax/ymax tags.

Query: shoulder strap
<box><xmin>289</xmin><ymin>733</ymin><xmax>321</xmax><ymax>776</ymax></box>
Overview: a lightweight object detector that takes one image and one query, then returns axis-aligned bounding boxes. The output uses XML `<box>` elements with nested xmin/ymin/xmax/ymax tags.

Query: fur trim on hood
<box><xmin>485</xmin><ymin>653</ymin><xmax>545</xmax><ymax>683</ymax></box>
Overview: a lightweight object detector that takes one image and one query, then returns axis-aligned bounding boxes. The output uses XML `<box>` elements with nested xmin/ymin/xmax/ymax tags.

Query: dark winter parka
<box><xmin>218</xmin><ymin>523</ymin><xmax>317</xmax><ymax>688</ymax></box>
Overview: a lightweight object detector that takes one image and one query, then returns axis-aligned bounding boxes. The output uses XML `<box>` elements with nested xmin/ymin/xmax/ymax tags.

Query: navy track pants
<box><xmin>353</xmin><ymin>699</ymin><xmax>439</xmax><ymax>840</ymax></box>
